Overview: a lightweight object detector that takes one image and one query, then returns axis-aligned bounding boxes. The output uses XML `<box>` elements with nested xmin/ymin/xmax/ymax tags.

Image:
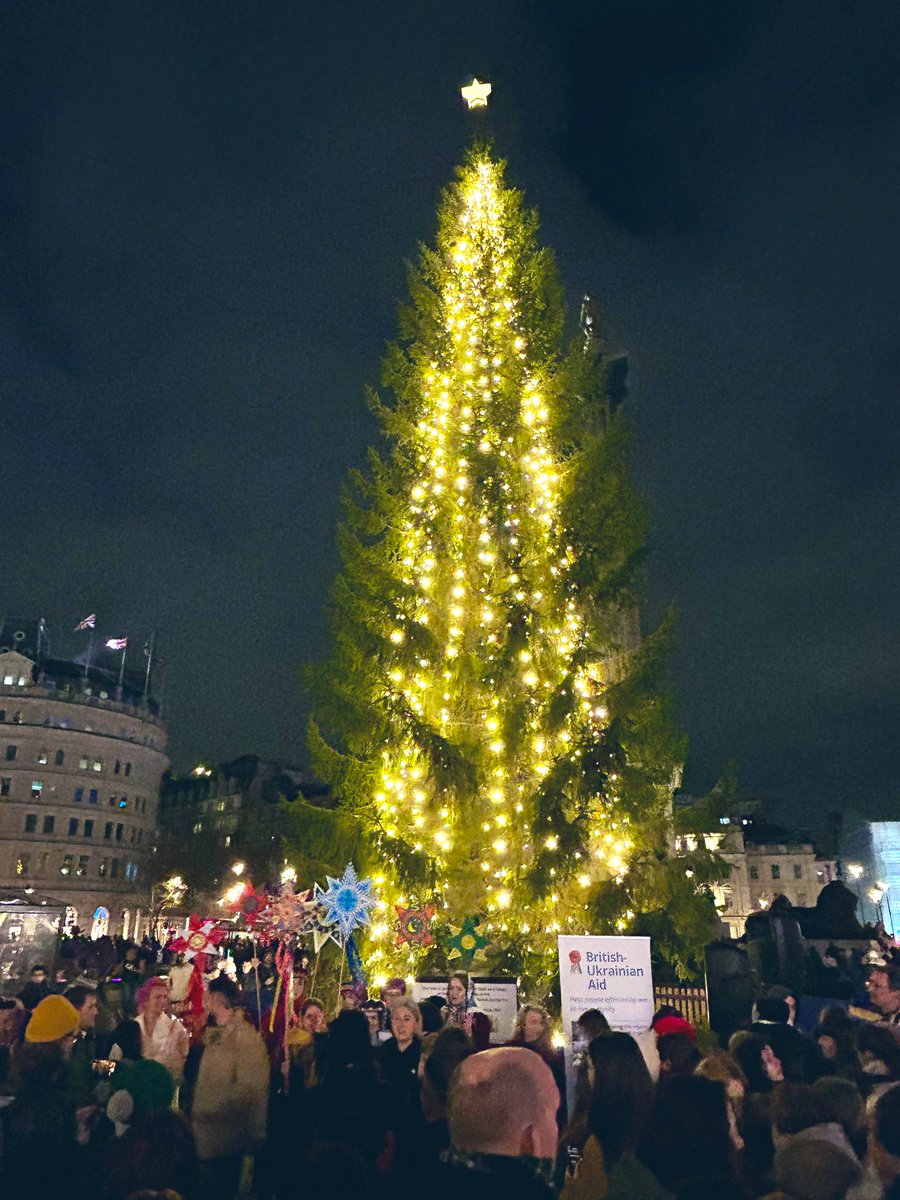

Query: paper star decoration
<box><xmin>447</xmin><ymin>915</ymin><xmax>490</xmax><ymax>964</ymax></box>
<box><xmin>461</xmin><ymin>77</ymin><xmax>492</xmax><ymax>109</ymax></box>
<box><xmin>167</xmin><ymin>914</ymin><xmax>225</xmax><ymax>966</ymax></box>
<box><xmin>226</xmin><ymin>882</ymin><xmax>270</xmax><ymax>926</ymax></box>
<box><xmin>316</xmin><ymin>863</ymin><xmax>377</xmax><ymax>940</ymax></box>
<box><xmin>264</xmin><ymin>884</ymin><xmax>312</xmax><ymax>936</ymax></box>
<box><xmin>395</xmin><ymin>903</ymin><xmax>436</xmax><ymax>948</ymax></box>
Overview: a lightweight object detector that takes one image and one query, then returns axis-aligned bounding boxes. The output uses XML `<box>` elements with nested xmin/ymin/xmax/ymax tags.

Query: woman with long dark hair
<box><xmin>559</xmin><ymin>1031</ymin><xmax>654</xmax><ymax>1200</ymax></box>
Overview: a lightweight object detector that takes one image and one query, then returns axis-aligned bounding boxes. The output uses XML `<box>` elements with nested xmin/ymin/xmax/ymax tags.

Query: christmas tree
<box><xmin>307</xmin><ymin>142</ymin><xmax>721</xmax><ymax>991</ymax></box>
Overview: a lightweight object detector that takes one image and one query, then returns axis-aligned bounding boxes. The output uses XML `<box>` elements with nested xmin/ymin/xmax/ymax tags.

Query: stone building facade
<box><xmin>0</xmin><ymin>619</ymin><xmax>168</xmax><ymax>937</ymax></box>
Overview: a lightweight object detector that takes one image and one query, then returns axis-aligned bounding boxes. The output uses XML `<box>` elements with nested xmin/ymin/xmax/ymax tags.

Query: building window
<box><xmin>92</xmin><ymin>761</ymin><xmax>102</xmax><ymax>772</ymax></box>
<box><xmin>16</xmin><ymin>676</ymin><xmax>26</xmax><ymax>687</ymax></box>
<box><xmin>42</xmin><ymin>815</ymin><xmax>54</xmax><ymax>834</ymax></box>
<box><xmin>60</xmin><ymin>854</ymin><xmax>73</xmax><ymax>876</ymax></box>
<box><xmin>111</xmin><ymin>858</ymin><xmax>119</xmax><ymax>879</ymax></box>
<box><xmin>38</xmin><ymin>749</ymin><xmax>47</xmax><ymax>765</ymax></box>
<box><xmin>114</xmin><ymin>760</ymin><xmax>121</xmax><ymax>775</ymax></box>
<box><xmin>37</xmin><ymin>851</ymin><xmax>49</xmax><ymax>874</ymax></box>
<box><xmin>16</xmin><ymin>854</ymin><xmax>29</xmax><ymax>876</ymax></box>
<box><xmin>771</xmin><ymin>864</ymin><xmax>781</xmax><ymax>880</ymax></box>
<box><xmin>78</xmin><ymin>757</ymin><xmax>88</xmax><ymax>770</ymax></box>
<box><xmin>104</xmin><ymin>822</ymin><xmax>113</xmax><ymax>840</ymax></box>
<box><xmin>89</xmin><ymin>789</ymin><xmax>98</xmax><ymax>804</ymax></box>
<box><xmin>793</xmin><ymin>863</ymin><xmax>802</xmax><ymax>879</ymax></box>
<box><xmin>76</xmin><ymin>855</ymin><xmax>89</xmax><ymax>877</ymax></box>
<box><xmin>74</xmin><ymin>788</ymin><xmax>84</xmax><ymax>802</ymax></box>
<box><xmin>55</xmin><ymin>749</ymin><xmax>64</xmax><ymax>766</ymax></box>
<box><xmin>31</xmin><ymin>781</ymin><xmax>42</xmax><ymax>800</ymax></box>
<box><xmin>125</xmin><ymin>762</ymin><xmax>131</xmax><ymax>777</ymax></box>
<box><xmin>118</xmin><ymin>798</ymin><xmax>127</xmax><ymax>809</ymax></box>
<box><xmin>12</xmin><ymin>712</ymin><xmax>21</xmax><ymax>724</ymax></box>
<box><xmin>1</xmin><ymin>778</ymin><xmax>10</xmax><ymax>797</ymax></box>
<box><xmin>6</xmin><ymin>745</ymin><xmax>17</xmax><ymax>761</ymax></box>
<box><xmin>98</xmin><ymin>859</ymin><xmax>108</xmax><ymax>879</ymax></box>
<box><xmin>24</xmin><ymin>814</ymin><xmax>37</xmax><ymax>833</ymax></box>
<box><xmin>750</xmin><ymin>865</ymin><xmax>759</xmax><ymax>880</ymax></box>
<box><xmin>115</xmin><ymin>823</ymin><xmax>123</xmax><ymax>842</ymax></box>
<box><xmin>68</xmin><ymin>818</ymin><xmax>79</xmax><ymax>837</ymax></box>
<box><xmin>84</xmin><ymin>819</ymin><xmax>94</xmax><ymax>837</ymax></box>
<box><xmin>0</xmin><ymin>710</ymin><xmax>4</xmax><ymax>721</ymax></box>
<box><xmin>2</xmin><ymin>675</ymin><xmax>12</xmax><ymax>686</ymax></box>
<box><xmin>137</xmin><ymin>829</ymin><xmax>142</xmax><ymax>845</ymax></box>
<box><xmin>192</xmin><ymin>822</ymin><xmax>202</xmax><ymax>834</ymax></box>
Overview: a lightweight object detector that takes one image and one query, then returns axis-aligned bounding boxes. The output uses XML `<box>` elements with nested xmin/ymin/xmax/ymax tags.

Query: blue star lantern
<box><xmin>317</xmin><ymin>863</ymin><xmax>377</xmax><ymax>940</ymax></box>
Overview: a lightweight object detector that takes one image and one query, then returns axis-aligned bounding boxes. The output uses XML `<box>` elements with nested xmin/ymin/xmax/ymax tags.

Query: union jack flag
<box><xmin>73</xmin><ymin>614</ymin><xmax>96</xmax><ymax>631</ymax></box>
<box><xmin>105</xmin><ymin>637</ymin><xmax>127</xmax><ymax>650</ymax></box>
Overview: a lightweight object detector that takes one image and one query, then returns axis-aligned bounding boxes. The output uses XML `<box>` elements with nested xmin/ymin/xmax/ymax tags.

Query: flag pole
<box><xmin>85</xmin><ymin>631</ymin><xmax>94</xmax><ymax>681</ymax></box>
<box><xmin>143</xmin><ymin>632</ymin><xmax>155</xmax><ymax>701</ymax></box>
<box><xmin>118</xmin><ymin>644</ymin><xmax>127</xmax><ymax>690</ymax></box>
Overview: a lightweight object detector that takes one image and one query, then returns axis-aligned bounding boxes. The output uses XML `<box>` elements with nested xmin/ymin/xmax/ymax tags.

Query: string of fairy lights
<box><xmin>366</xmin><ymin>156</ymin><xmax>635</xmax><ymax>983</ymax></box>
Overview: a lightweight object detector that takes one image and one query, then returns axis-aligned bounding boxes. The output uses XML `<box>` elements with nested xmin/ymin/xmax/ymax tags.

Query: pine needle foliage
<box><xmin>307</xmin><ymin>146</ymin><xmax>722</xmax><ymax>992</ymax></box>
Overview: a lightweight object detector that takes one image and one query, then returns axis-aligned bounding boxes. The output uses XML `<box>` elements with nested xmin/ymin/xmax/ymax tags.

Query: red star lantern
<box><xmin>395</xmin><ymin>903</ymin><xmax>436</xmax><ymax>947</ymax></box>
<box><xmin>226</xmin><ymin>882</ymin><xmax>270</xmax><ymax>926</ymax></box>
<box><xmin>167</xmin><ymin>914</ymin><xmax>225</xmax><ymax>971</ymax></box>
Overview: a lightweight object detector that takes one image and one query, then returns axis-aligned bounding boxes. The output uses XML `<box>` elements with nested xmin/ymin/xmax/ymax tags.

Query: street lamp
<box><xmin>231</xmin><ymin>862</ymin><xmax>246</xmax><ymax>877</ymax></box>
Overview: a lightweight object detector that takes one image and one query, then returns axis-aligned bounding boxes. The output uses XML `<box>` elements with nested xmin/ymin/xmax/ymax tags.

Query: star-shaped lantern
<box><xmin>264</xmin><ymin>883</ymin><xmax>312</xmax><ymax>937</ymax></box>
<box><xmin>461</xmin><ymin>77</ymin><xmax>492</xmax><ymax>109</ymax></box>
<box><xmin>226</xmin><ymin>881</ymin><xmax>269</xmax><ymax>927</ymax></box>
<box><xmin>316</xmin><ymin>863</ymin><xmax>377</xmax><ymax>941</ymax></box>
<box><xmin>396</xmin><ymin>903</ymin><xmax>436</xmax><ymax>948</ymax></box>
<box><xmin>167</xmin><ymin>914</ymin><xmax>225</xmax><ymax>970</ymax></box>
<box><xmin>447</xmin><ymin>914</ymin><xmax>489</xmax><ymax>965</ymax></box>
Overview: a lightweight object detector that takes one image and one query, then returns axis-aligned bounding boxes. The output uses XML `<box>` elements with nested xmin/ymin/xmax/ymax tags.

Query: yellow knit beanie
<box><xmin>25</xmin><ymin>994</ymin><xmax>80</xmax><ymax>1043</ymax></box>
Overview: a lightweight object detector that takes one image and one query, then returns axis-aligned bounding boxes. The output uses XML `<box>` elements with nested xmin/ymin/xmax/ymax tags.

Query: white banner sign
<box><xmin>558</xmin><ymin>935</ymin><xmax>656</xmax><ymax>1103</ymax></box>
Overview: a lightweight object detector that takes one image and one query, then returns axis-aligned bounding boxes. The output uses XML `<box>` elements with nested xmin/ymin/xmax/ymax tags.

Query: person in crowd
<box><xmin>570</xmin><ymin>1008</ymin><xmax>611</xmax><ymax>1121</ymax></box>
<box><xmin>614</xmin><ymin>1075</ymin><xmax>739</xmax><ymax>1199</ymax></box>
<box><xmin>17</xmin><ymin>963</ymin><xmax>52</xmax><ymax>1012</ymax></box>
<box><xmin>774</xmin><ymin>1135</ymin><xmax>863</xmax><ymax>1200</ymax></box>
<box><xmin>361</xmin><ymin>997</ymin><xmax>387</xmax><ymax>1044</ymax></box>
<box><xmin>696</xmin><ymin>1051</ymin><xmax>749</xmax><ymax>1152</ymax></box>
<box><xmin>0</xmin><ymin>997</ymin><xmax>24</xmax><ymax>1090</ymax></box>
<box><xmin>811</xmin><ymin>1074</ymin><xmax>868</xmax><ymax>1161</ymax></box>
<box><xmin>99</xmin><ymin>1108</ymin><xmax>198</xmax><ymax>1200</ymax></box>
<box><xmin>380</xmin><ymin>976</ymin><xmax>406</xmax><ymax>1031</ymax></box>
<box><xmin>380</xmin><ymin>996</ymin><xmax>423</xmax><ymax>1112</ymax></box>
<box><xmin>341</xmin><ymin>979</ymin><xmax>369</xmax><ymax>1011</ymax></box>
<box><xmin>63</xmin><ymin>983</ymin><xmax>101</xmax><ymax>1103</ymax></box>
<box><xmin>855</xmin><ymin>1022</ymin><xmax>900</xmax><ymax>1102</ymax></box>
<box><xmin>419</xmin><ymin>994</ymin><xmax>444</xmax><ymax>1034</ymax></box>
<box><xmin>656</xmin><ymin>1031</ymin><xmax>701</xmax><ymax>1081</ymax></box>
<box><xmin>732</xmin><ymin>1032</ymin><xmax>784</xmax><ymax>1094</ymax></box>
<box><xmin>286</xmin><ymin>996</ymin><xmax>328</xmax><ymax>1092</ymax></box>
<box><xmin>769</xmin><ymin>983</ymin><xmax>800</xmax><ymax>1027</ymax></box>
<box><xmin>560</xmin><ymin>1030</ymin><xmax>654</xmax><ymax>1200</ymax></box>
<box><xmin>380</xmin><ymin>996</ymin><xmax>424</xmax><ymax>1176</ymax></box>
<box><xmin>418</xmin><ymin>1027</ymin><xmax>476</xmax><ymax>1159</ymax></box>
<box><xmin>1</xmin><ymin>995</ymin><xmax>85</xmax><ymax>1197</ymax></box>
<box><xmin>167</xmin><ymin>952</ymin><xmax>195</xmax><ymax>1013</ymax></box>
<box><xmin>113</xmin><ymin>946</ymin><xmax>144</xmax><ymax>1016</ymax></box>
<box><xmin>866</xmin><ymin>962</ymin><xmax>900</xmax><ymax>1027</ymax></box>
<box><xmin>731</xmin><ymin>1033</ymin><xmax>784</xmax><ymax>1195</ymax></box>
<box><xmin>432</xmin><ymin>1045</ymin><xmax>559</xmax><ymax>1199</ymax></box>
<box><xmin>190</xmin><ymin>974</ymin><xmax>269</xmax><ymax>1200</ymax></box>
<box><xmin>510</xmin><ymin>1003</ymin><xmax>566</xmax><ymax>1120</ymax></box>
<box><xmin>109</xmin><ymin>1018</ymin><xmax>144</xmax><ymax>1063</ymax></box>
<box><xmin>751</xmin><ymin>995</ymin><xmax>822</xmax><ymax>1083</ymax></box>
<box><xmin>814</xmin><ymin>1005</ymin><xmax>859</xmax><ymax>1075</ymax></box>
<box><xmin>106</xmin><ymin>1052</ymin><xmax>176</xmax><ymax>1138</ymax></box>
<box><xmin>307</xmin><ymin>1008</ymin><xmax>390</xmax><ymax>1176</ymax></box>
<box><xmin>871</xmin><ymin>1084</ymin><xmax>900</xmax><ymax>1199</ymax></box>
<box><xmin>135</xmin><ymin>976</ymin><xmax>189</xmax><ymax>1081</ymax></box>
<box><xmin>441</xmin><ymin>971</ymin><xmax>491</xmax><ymax>1050</ymax></box>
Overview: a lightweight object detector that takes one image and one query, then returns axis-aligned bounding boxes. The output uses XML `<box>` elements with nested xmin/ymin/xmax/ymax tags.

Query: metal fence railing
<box><xmin>654</xmin><ymin>984</ymin><xmax>709</xmax><ymax>1026</ymax></box>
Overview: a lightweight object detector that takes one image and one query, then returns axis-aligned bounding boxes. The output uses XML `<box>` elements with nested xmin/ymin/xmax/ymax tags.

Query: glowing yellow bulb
<box><xmin>390</xmin><ymin>629</ymin><xmax>404</xmax><ymax>644</ymax></box>
<box><xmin>497</xmin><ymin>890</ymin><xmax>511</xmax><ymax>908</ymax></box>
<box><xmin>545</xmin><ymin>835</ymin><xmax>559</xmax><ymax>851</ymax></box>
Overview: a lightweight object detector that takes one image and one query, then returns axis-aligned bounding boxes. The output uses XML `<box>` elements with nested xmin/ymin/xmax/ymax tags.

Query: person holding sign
<box><xmin>441</xmin><ymin>973</ymin><xmax>491</xmax><ymax>1050</ymax></box>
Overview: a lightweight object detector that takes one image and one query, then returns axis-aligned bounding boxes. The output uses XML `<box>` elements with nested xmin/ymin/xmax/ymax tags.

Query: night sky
<box><xmin>2</xmin><ymin>2</ymin><xmax>899</xmax><ymax>833</ymax></box>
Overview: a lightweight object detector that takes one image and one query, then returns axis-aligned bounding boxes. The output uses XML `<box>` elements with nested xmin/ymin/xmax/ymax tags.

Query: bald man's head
<box><xmin>448</xmin><ymin>1047</ymin><xmax>559</xmax><ymax>1160</ymax></box>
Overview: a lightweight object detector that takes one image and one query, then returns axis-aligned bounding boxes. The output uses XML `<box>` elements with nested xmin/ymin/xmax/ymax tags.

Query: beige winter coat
<box><xmin>191</xmin><ymin>1012</ymin><xmax>269</xmax><ymax>1161</ymax></box>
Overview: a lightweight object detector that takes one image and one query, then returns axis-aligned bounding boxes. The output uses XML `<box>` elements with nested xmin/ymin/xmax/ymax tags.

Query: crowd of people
<box><xmin>5</xmin><ymin>944</ymin><xmax>900</xmax><ymax>1200</ymax></box>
